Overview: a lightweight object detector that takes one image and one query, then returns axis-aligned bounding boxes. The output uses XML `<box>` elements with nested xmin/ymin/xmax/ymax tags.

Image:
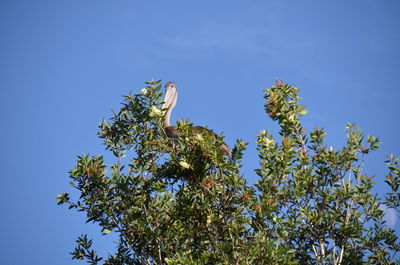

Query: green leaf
<box><xmin>299</xmin><ymin>109</ymin><xmax>308</xmax><ymax>115</ymax></box>
<box><xmin>103</xmin><ymin>229</ymin><xmax>112</xmax><ymax>235</ymax></box>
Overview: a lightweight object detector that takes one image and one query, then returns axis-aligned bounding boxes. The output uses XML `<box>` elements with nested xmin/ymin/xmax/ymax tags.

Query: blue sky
<box><xmin>1</xmin><ymin>0</ymin><xmax>399</xmax><ymax>264</ymax></box>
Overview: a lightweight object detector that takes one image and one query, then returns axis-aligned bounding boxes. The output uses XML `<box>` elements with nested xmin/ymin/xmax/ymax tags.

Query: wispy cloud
<box><xmin>382</xmin><ymin>207</ymin><xmax>398</xmax><ymax>229</ymax></box>
<box><xmin>164</xmin><ymin>24</ymin><xmax>272</xmax><ymax>54</ymax></box>
<box><xmin>152</xmin><ymin>23</ymin><xmax>314</xmax><ymax>59</ymax></box>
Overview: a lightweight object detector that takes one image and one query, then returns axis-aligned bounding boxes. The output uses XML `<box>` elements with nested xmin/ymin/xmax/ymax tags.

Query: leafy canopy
<box><xmin>58</xmin><ymin>80</ymin><xmax>400</xmax><ymax>265</ymax></box>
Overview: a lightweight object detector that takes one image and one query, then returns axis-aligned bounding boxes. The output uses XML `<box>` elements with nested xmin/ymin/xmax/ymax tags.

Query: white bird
<box><xmin>162</xmin><ymin>81</ymin><xmax>231</xmax><ymax>155</ymax></box>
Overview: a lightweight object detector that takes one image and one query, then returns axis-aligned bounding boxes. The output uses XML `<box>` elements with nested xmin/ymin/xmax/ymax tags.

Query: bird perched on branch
<box><xmin>161</xmin><ymin>81</ymin><xmax>231</xmax><ymax>155</ymax></box>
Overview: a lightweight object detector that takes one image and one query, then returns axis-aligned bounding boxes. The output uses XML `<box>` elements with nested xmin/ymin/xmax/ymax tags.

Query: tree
<box><xmin>58</xmin><ymin>79</ymin><xmax>400</xmax><ymax>264</ymax></box>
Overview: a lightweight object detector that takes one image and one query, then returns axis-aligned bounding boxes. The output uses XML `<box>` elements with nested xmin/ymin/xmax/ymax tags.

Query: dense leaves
<box><xmin>59</xmin><ymin>80</ymin><xmax>400</xmax><ymax>264</ymax></box>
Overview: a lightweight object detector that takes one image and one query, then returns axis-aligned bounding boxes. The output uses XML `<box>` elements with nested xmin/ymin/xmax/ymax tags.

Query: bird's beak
<box><xmin>162</xmin><ymin>87</ymin><xmax>176</xmax><ymax>112</ymax></box>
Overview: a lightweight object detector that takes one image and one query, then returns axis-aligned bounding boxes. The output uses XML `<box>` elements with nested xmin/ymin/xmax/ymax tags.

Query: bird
<box><xmin>161</xmin><ymin>81</ymin><xmax>231</xmax><ymax>155</ymax></box>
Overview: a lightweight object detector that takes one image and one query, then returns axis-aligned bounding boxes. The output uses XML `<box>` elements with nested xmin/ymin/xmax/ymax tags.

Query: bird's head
<box><xmin>162</xmin><ymin>81</ymin><xmax>178</xmax><ymax>113</ymax></box>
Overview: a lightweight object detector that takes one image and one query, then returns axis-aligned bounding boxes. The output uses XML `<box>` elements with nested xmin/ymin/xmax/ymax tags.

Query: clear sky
<box><xmin>1</xmin><ymin>0</ymin><xmax>399</xmax><ymax>264</ymax></box>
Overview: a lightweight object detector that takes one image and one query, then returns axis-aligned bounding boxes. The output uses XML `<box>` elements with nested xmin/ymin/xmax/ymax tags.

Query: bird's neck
<box><xmin>163</xmin><ymin>91</ymin><xmax>177</xmax><ymax>128</ymax></box>
<box><xmin>164</xmin><ymin>105</ymin><xmax>172</xmax><ymax>127</ymax></box>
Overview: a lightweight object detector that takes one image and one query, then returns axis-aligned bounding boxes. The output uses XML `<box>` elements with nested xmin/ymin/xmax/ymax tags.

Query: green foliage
<box><xmin>59</xmin><ymin>79</ymin><xmax>400</xmax><ymax>264</ymax></box>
